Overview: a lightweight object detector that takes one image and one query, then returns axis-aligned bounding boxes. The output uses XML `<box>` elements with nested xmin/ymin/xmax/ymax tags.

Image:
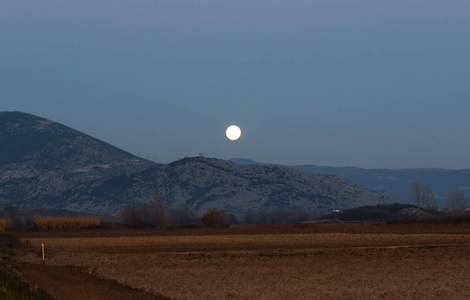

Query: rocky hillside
<box><xmin>0</xmin><ymin>111</ymin><xmax>157</xmax><ymax>207</ymax></box>
<box><xmin>0</xmin><ymin>112</ymin><xmax>392</xmax><ymax>216</ymax></box>
<box><xmin>232</xmin><ymin>158</ymin><xmax>470</xmax><ymax>203</ymax></box>
<box><xmin>42</xmin><ymin>157</ymin><xmax>392</xmax><ymax>215</ymax></box>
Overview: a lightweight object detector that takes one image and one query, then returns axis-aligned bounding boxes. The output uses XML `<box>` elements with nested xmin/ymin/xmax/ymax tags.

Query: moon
<box><xmin>226</xmin><ymin>125</ymin><xmax>241</xmax><ymax>140</ymax></box>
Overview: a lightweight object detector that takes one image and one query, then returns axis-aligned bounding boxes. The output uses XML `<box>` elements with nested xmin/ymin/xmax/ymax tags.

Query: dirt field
<box><xmin>19</xmin><ymin>263</ymin><xmax>169</xmax><ymax>300</ymax></box>
<box><xmin>14</xmin><ymin>228</ymin><xmax>470</xmax><ymax>299</ymax></box>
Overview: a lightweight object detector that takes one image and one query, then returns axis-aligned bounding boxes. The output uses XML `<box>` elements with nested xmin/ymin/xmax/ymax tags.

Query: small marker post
<box><xmin>41</xmin><ymin>243</ymin><xmax>45</xmax><ymax>264</ymax></box>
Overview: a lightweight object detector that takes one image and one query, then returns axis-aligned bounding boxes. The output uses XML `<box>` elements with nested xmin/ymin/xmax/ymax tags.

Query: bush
<box><xmin>167</xmin><ymin>209</ymin><xmax>200</xmax><ymax>226</ymax></box>
<box><xmin>119</xmin><ymin>195</ymin><xmax>167</xmax><ymax>227</ymax></box>
<box><xmin>201</xmin><ymin>208</ymin><xmax>228</xmax><ymax>227</ymax></box>
<box><xmin>119</xmin><ymin>203</ymin><xmax>167</xmax><ymax>227</ymax></box>
<box><xmin>32</xmin><ymin>216</ymin><xmax>100</xmax><ymax>230</ymax></box>
<box><xmin>0</xmin><ymin>263</ymin><xmax>55</xmax><ymax>299</ymax></box>
<box><xmin>241</xmin><ymin>209</ymin><xmax>317</xmax><ymax>225</ymax></box>
<box><xmin>119</xmin><ymin>205</ymin><xmax>151</xmax><ymax>227</ymax></box>
<box><xmin>323</xmin><ymin>203</ymin><xmax>420</xmax><ymax>222</ymax></box>
<box><xmin>0</xmin><ymin>219</ymin><xmax>6</xmax><ymax>234</ymax></box>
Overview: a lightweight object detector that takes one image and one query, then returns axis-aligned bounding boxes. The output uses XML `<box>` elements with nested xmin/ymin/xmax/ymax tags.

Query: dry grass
<box><xmin>32</xmin><ymin>216</ymin><xmax>100</xmax><ymax>230</ymax></box>
<box><xmin>0</xmin><ymin>219</ymin><xmax>6</xmax><ymax>233</ymax></box>
<box><xmin>18</xmin><ymin>228</ymin><xmax>470</xmax><ymax>299</ymax></box>
<box><xmin>20</xmin><ymin>233</ymin><xmax>470</xmax><ymax>254</ymax></box>
<box><xmin>11</xmin><ymin>219</ymin><xmax>470</xmax><ymax>241</ymax></box>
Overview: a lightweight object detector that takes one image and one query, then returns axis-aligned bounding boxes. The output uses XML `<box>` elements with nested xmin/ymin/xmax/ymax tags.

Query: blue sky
<box><xmin>2</xmin><ymin>0</ymin><xmax>470</xmax><ymax>169</ymax></box>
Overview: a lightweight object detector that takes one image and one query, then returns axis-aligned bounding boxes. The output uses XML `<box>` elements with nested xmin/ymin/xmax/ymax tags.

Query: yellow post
<box><xmin>41</xmin><ymin>243</ymin><xmax>45</xmax><ymax>264</ymax></box>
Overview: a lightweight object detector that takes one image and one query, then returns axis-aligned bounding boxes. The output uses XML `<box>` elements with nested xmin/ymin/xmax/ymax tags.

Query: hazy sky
<box><xmin>2</xmin><ymin>0</ymin><xmax>470</xmax><ymax>169</ymax></box>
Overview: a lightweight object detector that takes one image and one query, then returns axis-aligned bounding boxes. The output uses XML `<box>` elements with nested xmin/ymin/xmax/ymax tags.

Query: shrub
<box><xmin>119</xmin><ymin>203</ymin><xmax>167</xmax><ymax>227</ymax></box>
<box><xmin>0</xmin><ymin>219</ymin><xmax>6</xmax><ymax>234</ymax></box>
<box><xmin>0</xmin><ymin>263</ymin><xmax>55</xmax><ymax>299</ymax></box>
<box><xmin>167</xmin><ymin>209</ymin><xmax>200</xmax><ymax>226</ymax></box>
<box><xmin>241</xmin><ymin>209</ymin><xmax>317</xmax><ymax>225</ymax></box>
<box><xmin>201</xmin><ymin>208</ymin><xmax>228</xmax><ymax>227</ymax></box>
<box><xmin>324</xmin><ymin>203</ymin><xmax>420</xmax><ymax>222</ymax></box>
<box><xmin>119</xmin><ymin>195</ymin><xmax>167</xmax><ymax>227</ymax></box>
<box><xmin>119</xmin><ymin>205</ymin><xmax>147</xmax><ymax>227</ymax></box>
<box><xmin>32</xmin><ymin>216</ymin><xmax>100</xmax><ymax>230</ymax></box>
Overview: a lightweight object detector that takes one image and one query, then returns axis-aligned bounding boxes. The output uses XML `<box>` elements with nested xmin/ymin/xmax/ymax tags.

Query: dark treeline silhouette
<box><xmin>119</xmin><ymin>203</ymin><xmax>318</xmax><ymax>227</ymax></box>
<box><xmin>119</xmin><ymin>204</ymin><xmax>200</xmax><ymax>227</ymax></box>
<box><xmin>241</xmin><ymin>208</ymin><xmax>317</xmax><ymax>224</ymax></box>
<box><xmin>322</xmin><ymin>203</ymin><xmax>449</xmax><ymax>222</ymax></box>
<box><xmin>201</xmin><ymin>208</ymin><xmax>228</xmax><ymax>227</ymax></box>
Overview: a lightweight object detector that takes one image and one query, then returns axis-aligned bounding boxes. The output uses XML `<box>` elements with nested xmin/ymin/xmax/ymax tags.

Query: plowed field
<box><xmin>17</xmin><ymin>231</ymin><xmax>470</xmax><ymax>299</ymax></box>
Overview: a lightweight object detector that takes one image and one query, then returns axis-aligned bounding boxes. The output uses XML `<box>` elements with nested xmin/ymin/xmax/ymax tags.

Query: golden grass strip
<box><xmin>32</xmin><ymin>216</ymin><xmax>100</xmax><ymax>230</ymax></box>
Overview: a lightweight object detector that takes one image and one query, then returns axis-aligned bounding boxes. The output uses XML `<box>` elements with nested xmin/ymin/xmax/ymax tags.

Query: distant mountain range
<box><xmin>231</xmin><ymin>158</ymin><xmax>470</xmax><ymax>203</ymax></box>
<box><xmin>0</xmin><ymin>111</ymin><xmax>391</xmax><ymax>215</ymax></box>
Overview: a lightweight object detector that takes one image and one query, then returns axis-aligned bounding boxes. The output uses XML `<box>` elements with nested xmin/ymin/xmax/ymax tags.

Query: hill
<box><xmin>321</xmin><ymin>203</ymin><xmax>442</xmax><ymax>222</ymax></box>
<box><xmin>0</xmin><ymin>112</ymin><xmax>391</xmax><ymax>216</ymax></box>
<box><xmin>231</xmin><ymin>158</ymin><xmax>470</xmax><ymax>202</ymax></box>
<box><xmin>41</xmin><ymin>157</ymin><xmax>392</xmax><ymax>215</ymax></box>
<box><xmin>0</xmin><ymin>111</ymin><xmax>157</xmax><ymax>207</ymax></box>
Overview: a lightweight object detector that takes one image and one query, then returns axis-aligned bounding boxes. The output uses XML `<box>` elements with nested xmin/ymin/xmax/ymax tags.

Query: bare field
<box><xmin>16</xmin><ymin>228</ymin><xmax>470</xmax><ymax>299</ymax></box>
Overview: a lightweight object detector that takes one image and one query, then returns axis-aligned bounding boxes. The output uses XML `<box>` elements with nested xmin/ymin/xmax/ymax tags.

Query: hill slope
<box><xmin>0</xmin><ymin>112</ymin><xmax>391</xmax><ymax>215</ymax></box>
<box><xmin>231</xmin><ymin>158</ymin><xmax>470</xmax><ymax>202</ymax></box>
<box><xmin>42</xmin><ymin>157</ymin><xmax>392</xmax><ymax>215</ymax></box>
<box><xmin>0</xmin><ymin>111</ymin><xmax>157</xmax><ymax>206</ymax></box>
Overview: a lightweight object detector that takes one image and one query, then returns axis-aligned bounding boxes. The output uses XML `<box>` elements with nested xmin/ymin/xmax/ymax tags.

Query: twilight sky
<box><xmin>2</xmin><ymin>0</ymin><xmax>470</xmax><ymax>169</ymax></box>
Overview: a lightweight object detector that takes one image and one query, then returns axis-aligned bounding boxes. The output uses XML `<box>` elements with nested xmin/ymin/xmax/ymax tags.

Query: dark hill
<box><xmin>0</xmin><ymin>112</ymin><xmax>391</xmax><ymax>216</ymax></box>
<box><xmin>0</xmin><ymin>111</ymin><xmax>157</xmax><ymax>206</ymax></box>
<box><xmin>42</xmin><ymin>157</ymin><xmax>392</xmax><ymax>215</ymax></box>
<box><xmin>231</xmin><ymin>158</ymin><xmax>470</xmax><ymax>203</ymax></box>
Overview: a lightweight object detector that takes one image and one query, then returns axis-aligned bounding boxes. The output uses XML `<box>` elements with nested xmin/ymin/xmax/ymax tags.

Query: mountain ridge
<box><xmin>231</xmin><ymin>158</ymin><xmax>470</xmax><ymax>202</ymax></box>
<box><xmin>42</xmin><ymin>157</ymin><xmax>392</xmax><ymax>215</ymax></box>
<box><xmin>0</xmin><ymin>111</ymin><xmax>392</xmax><ymax>215</ymax></box>
<box><xmin>0</xmin><ymin>111</ymin><xmax>157</xmax><ymax>206</ymax></box>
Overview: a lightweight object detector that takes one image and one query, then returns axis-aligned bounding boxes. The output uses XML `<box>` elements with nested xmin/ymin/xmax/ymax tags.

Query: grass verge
<box><xmin>0</xmin><ymin>260</ymin><xmax>55</xmax><ymax>300</ymax></box>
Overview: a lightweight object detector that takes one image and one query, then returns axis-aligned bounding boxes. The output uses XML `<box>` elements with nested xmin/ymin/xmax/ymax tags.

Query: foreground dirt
<box><xmin>18</xmin><ymin>232</ymin><xmax>470</xmax><ymax>299</ymax></box>
<box><xmin>18</xmin><ymin>263</ymin><xmax>169</xmax><ymax>300</ymax></box>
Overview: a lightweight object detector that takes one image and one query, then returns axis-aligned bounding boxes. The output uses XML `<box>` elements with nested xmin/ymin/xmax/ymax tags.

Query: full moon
<box><xmin>226</xmin><ymin>125</ymin><xmax>241</xmax><ymax>140</ymax></box>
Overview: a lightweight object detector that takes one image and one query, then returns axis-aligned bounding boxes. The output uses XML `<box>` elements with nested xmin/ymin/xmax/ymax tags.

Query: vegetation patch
<box><xmin>0</xmin><ymin>261</ymin><xmax>55</xmax><ymax>300</ymax></box>
<box><xmin>323</xmin><ymin>203</ymin><xmax>446</xmax><ymax>222</ymax></box>
<box><xmin>32</xmin><ymin>216</ymin><xmax>100</xmax><ymax>230</ymax></box>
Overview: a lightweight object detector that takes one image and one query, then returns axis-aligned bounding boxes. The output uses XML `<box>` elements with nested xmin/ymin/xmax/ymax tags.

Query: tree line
<box><xmin>120</xmin><ymin>184</ymin><xmax>470</xmax><ymax>228</ymax></box>
<box><xmin>119</xmin><ymin>194</ymin><xmax>318</xmax><ymax>227</ymax></box>
<box><xmin>410</xmin><ymin>181</ymin><xmax>470</xmax><ymax>213</ymax></box>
